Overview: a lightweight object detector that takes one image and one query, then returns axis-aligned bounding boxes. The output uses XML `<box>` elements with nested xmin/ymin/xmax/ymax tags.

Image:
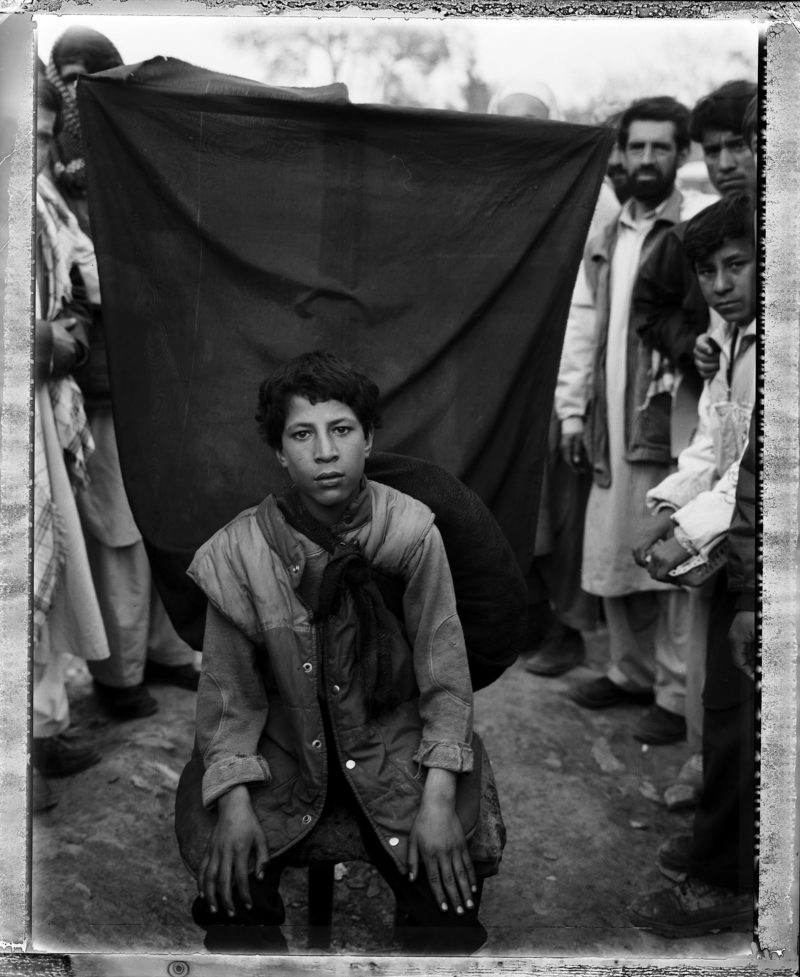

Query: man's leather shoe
<box><xmin>525</xmin><ymin>623</ymin><xmax>585</xmax><ymax>677</ymax></box>
<box><xmin>656</xmin><ymin>834</ymin><xmax>693</xmax><ymax>883</ymax></box>
<box><xmin>93</xmin><ymin>680</ymin><xmax>159</xmax><ymax>719</ymax></box>
<box><xmin>632</xmin><ymin>705</ymin><xmax>687</xmax><ymax>745</ymax></box>
<box><xmin>568</xmin><ymin>676</ymin><xmax>654</xmax><ymax>709</ymax></box>
<box><xmin>629</xmin><ymin>878</ymin><xmax>753</xmax><ymax>938</ymax></box>
<box><xmin>32</xmin><ymin>734</ymin><xmax>101</xmax><ymax>778</ymax></box>
<box><xmin>144</xmin><ymin>661</ymin><xmax>200</xmax><ymax>691</ymax></box>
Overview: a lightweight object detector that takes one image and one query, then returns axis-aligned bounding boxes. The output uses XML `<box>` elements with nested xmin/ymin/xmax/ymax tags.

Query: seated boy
<box><xmin>629</xmin><ymin>193</ymin><xmax>756</xmax><ymax>936</ymax></box>
<box><xmin>178</xmin><ymin>349</ymin><xmax>496</xmax><ymax>953</ymax></box>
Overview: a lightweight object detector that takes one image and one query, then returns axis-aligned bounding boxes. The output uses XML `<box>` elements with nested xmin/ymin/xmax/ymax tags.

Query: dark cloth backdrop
<box><xmin>78</xmin><ymin>58</ymin><xmax>612</xmax><ymax>651</ymax></box>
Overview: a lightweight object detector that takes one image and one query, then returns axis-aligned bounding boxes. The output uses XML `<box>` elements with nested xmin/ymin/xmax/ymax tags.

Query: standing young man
<box><xmin>562</xmin><ymin>97</ymin><xmax>712</xmax><ymax>746</ymax></box>
<box><xmin>630</xmin><ymin>80</ymin><xmax>756</xmax><ymax>799</ymax></box>
<box><xmin>629</xmin><ymin>196</ymin><xmax>757</xmax><ymax>937</ymax></box>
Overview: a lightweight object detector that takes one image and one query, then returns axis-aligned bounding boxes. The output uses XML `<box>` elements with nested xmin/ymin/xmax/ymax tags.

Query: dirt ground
<box><xmin>31</xmin><ymin>631</ymin><xmax>753</xmax><ymax>962</ymax></box>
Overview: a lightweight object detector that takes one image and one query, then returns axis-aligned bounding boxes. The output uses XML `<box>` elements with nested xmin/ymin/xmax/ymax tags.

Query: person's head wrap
<box><xmin>45</xmin><ymin>27</ymin><xmax>123</xmax><ymax>195</ymax></box>
<box><xmin>487</xmin><ymin>78</ymin><xmax>563</xmax><ymax>121</ymax></box>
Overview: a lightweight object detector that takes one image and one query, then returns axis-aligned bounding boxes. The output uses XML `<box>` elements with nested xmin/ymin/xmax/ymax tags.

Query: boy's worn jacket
<box><xmin>646</xmin><ymin>319</ymin><xmax>756</xmax><ymax>563</ymax></box>
<box><xmin>182</xmin><ymin>478</ymin><xmax>485</xmax><ymax>873</ymax></box>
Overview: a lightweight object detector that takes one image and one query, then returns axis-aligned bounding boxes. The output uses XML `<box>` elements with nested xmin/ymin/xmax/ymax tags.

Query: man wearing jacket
<box><xmin>632</xmin><ymin>81</ymin><xmax>756</xmax><ymax>393</ymax></box>
<box><xmin>562</xmin><ymin>96</ymin><xmax>713</xmax><ymax>746</ymax></box>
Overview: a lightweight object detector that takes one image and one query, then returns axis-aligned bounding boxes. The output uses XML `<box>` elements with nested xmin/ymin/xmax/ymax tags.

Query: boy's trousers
<box><xmin>192</xmin><ymin>753</ymin><xmax>487</xmax><ymax>953</ymax></box>
<box><xmin>688</xmin><ymin>573</ymin><xmax>756</xmax><ymax>894</ymax></box>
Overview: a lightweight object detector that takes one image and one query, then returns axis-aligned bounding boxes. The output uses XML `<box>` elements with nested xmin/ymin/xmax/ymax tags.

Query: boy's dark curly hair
<box><xmin>256</xmin><ymin>349</ymin><xmax>382</xmax><ymax>449</ymax></box>
<box><xmin>683</xmin><ymin>193</ymin><xmax>754</xmax><ymax>267</ymax></box>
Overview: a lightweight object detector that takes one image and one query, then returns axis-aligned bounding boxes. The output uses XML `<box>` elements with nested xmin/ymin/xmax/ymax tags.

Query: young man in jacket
<box><xmin>561</xmin><ymin>97</ymin><xmax>712</xmax><ymax>746</ymax></box>
<box><xmin>629</xmin><ymin>80</ymin><xmax>757</xmax><ymax>806</ymax></box>
<box><xmin>628</xmin><ymin>192</ymin><xmax>757</xmax><ymax>938</ymax></box>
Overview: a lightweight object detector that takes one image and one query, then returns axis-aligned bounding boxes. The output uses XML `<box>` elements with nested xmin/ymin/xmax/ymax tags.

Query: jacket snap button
<box><xmin>345</xmin><ymin>759</ymin><xmax>356</xmax><ymax>770</ymax></box>
<box><xmin>302</xmin><ymin>814</ymin><xmax>312</xmax><ymax>825</ymax></box>
<box><xmin>289</xmin><ymin>565</ymin><xmax>300</xmax><ymax>574</ymax></box>
<box><xmin>332</xmin><ymin>685</ymin><xmax>341</xmax><ymax>694</ymax></box>
<box><xmin>312</xmin><ymin>739</ymin><xmax>322</xmax><ymax>750</ymax></box>
<box><xmin>389</xmin><ymin>837</ymin><xmax>399</xmax><ymax>847</ymax></box>
<box><xmin>303</xmin><ymin>662</ymin><xmax>313</xmax><ymax>673</ymax></box>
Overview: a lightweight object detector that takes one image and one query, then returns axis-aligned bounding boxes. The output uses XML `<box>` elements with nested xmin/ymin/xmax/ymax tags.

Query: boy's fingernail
<box><xmin>471</xmin><ymin>885</ymin><xmax>478</xmax><ymax>892</ymax></box>
<box><xmin>466</xmin><ymin>900</ymin><xmax>474</xmax><ymax>909</ymax></box>
<box><xmin>456</xmin><ymin>906</ymin><xmax>464</xmax><ymax>915</ymax></box>
<box><xmin>441</xmin><ymin>902</ymin><xmax>448</xmax><ymax>912</ymax></box>
<box><xmin>210</xmin><ymin>906</ymin><xmax>217</xmax><ymax>914</ymax></box>
<box><xmin>228</xmin><ymin>910</ymin><xmax>235</xmax><ymax>917</ymax></box>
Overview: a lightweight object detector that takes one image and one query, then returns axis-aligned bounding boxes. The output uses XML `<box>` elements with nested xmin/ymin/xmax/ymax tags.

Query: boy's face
<box><xmin>276</xmin><ymin>396</ymin><xmax>372</xmax><ymax>527</ymax></box>
<box><xmin>695</xmin><ymin>236</ymin><xmax>756</xmax><ymax>327</ymax></box>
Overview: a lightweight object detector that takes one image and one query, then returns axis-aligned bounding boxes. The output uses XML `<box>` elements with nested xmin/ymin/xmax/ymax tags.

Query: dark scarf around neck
<box><xmin>276</xmin><ymin>487</ymin><xmax>401</xmax><ymax>718</ymax></box>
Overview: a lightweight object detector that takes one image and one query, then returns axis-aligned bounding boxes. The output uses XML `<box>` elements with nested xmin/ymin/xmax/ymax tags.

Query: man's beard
<box><xmin>629</xmin><ymin>165</ymin><xmax>676</xmax><ymax>205</ymax></box>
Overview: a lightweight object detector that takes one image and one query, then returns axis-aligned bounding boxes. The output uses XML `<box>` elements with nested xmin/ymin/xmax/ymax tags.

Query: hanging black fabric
<box><xmin>77</xmin><ymin>57</ymin><xmax>612</xmax><ymax>664</ymax></box>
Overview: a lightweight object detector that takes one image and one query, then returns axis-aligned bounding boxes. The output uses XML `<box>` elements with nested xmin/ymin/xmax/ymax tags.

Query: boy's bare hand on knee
<box><xmin>407</xmin><ymin>768</ymin><xmax>477</xmax><ymax>915</ymax></box>
<box><xmin>198</xmin><ymin>784</ymin><xmax>269</xmax><ymax>917</ymax></box>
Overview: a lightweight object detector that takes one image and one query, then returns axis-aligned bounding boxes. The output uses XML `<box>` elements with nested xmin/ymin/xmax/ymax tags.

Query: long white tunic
<box><xmin>581</xmin><ymin>203</ymin><xmax>675</xmax><ymax>598</ymax></box>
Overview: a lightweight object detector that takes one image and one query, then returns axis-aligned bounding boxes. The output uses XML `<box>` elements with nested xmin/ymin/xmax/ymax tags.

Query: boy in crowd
<box><xmin>629</xmin><ymin>193</ymin><xmax>756</xmax><ymax>937</ymax></box>
<box><xmin>175</xmin><ymin>350</ymin><xmax>498</xmax><ymax>953</ymax></box>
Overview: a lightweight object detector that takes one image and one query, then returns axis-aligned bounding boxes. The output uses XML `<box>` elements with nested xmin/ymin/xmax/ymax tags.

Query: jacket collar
<box><xmin>618</xmin><ymin>185</ymin><xmax>683</xmax><ymax>231</ymax></box>
<box><xmin>708</xmin><ymin>317</ymin><xmax>757</xmax><ymax>356</ymax></box>
<box><xmin>588</xmin><ymin>186</ymin><xmax>683</xmax><ymax>263</ymax></box>
<box><xmin>256</xmin><ymin>478</ymin><xmax>373</xmax><ymax>583</ymax></box>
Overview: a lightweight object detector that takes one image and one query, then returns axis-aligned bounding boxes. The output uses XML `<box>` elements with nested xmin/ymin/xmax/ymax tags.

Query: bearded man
<box><xmin>560</xmin><ymin>97</ymin><xmax>714</xmax><ymax>747</ymax></box>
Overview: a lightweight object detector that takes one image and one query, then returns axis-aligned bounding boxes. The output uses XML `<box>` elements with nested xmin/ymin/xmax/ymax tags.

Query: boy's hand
<box><xmin>632</xmin><ymin>510</ymin><xmax>675</xmax><ymax>567</ymax></box>
<box><xmin>198</xmin><ymin>784</ymin><xmax>269</xmax><ymax>917</ymax></box>
<box><xmin>645</xmin><ymin>536</ymin><xmax>691</xmax><ymax>582</ymax></box>
<box><xmin>407</xmin><ymin>767</ymin><xmax>477</xmax><ymax>915</ymax></box>
<box><xmin>694</xmin><ymin>332</ymin><xmax>721</xmax><ymax>380</ymax></box>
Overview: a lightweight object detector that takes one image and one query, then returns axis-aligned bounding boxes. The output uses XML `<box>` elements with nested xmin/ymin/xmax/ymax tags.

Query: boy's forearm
<box><xmin>421</xmin><ymin>766</ymin><xmax>458</xmax><ymax>807</ymax></box>
<box><xmin>216</xmin><ymin>783</ymin><xmax>253</xmax><ymax>813</ymax></box>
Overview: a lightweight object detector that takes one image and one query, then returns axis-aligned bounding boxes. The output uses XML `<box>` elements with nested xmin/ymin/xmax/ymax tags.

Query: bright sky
<box><xmin>35</xmin><ymin>12</ymin><xmax>761</xmax><ymax>112</ymax></box>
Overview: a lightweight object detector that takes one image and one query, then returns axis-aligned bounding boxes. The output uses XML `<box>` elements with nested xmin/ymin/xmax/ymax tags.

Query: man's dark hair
<box><xmin>37</xmin><ymin>76</ymin><xmax>63</xmax><ymax>138</ymax></box>
<box><xmin>742</xmin><ymin>96</ymin><xmax>758</xmax><ymax>147</ymax></box>
<box><xmin>51</xmin><ymin>26</ymin><xmax>123</xmax><ymax>76</ymax></box>
<box><xmin>618</xmin><ymin>96</ymin><xmax>691</xmax><ymax>152</ymax></box>
<box><xmin>683</xmin><ymin>193</ymin><xmax>754</xmax><ymax>266</ymax></box>
<box><xmin>256</xmin><ymin>349</ymin><xmax>382</xmax><ymax>449</ymax></box>
<box><xmin>689</xmin><ymin>80</ymin><xmax>758</xmax><ymax>143</ymax></box>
